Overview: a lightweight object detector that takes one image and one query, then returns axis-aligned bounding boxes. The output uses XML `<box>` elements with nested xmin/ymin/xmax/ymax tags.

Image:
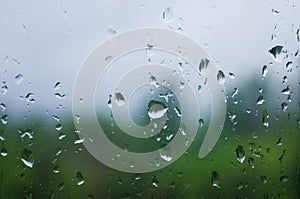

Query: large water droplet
<box><xmin>115</xmin><ymin>92</ymin><xmax>125</xmax><ymax>107</ymax></box>
<box><xmin>162</xmin><ymin>7</ymin><xmax>174</xmax><ymax>23</ymax></box>
<box><xmin>211</xmin><ymin>171</ymin><xmax>221</xmax><ymax>188</ymax></box>
<box><xmin>235</xmin><ymin>145</ymin><xmax>246</xmax><ymax>163</ymax></box>
<box><xmin>148</xmin><ymin>102</ymin><xmax>168</xmax><ymax>119</ymax></box>
<box><xmin>21</xmin><ymin>149</ymin><xmax>34</xmax><ymax>168</ymax></box>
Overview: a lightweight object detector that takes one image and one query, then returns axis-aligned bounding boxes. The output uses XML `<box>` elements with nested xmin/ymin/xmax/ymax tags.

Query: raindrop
<box><xmin>0</xmin><ymin>103</ymin><xmax>5</xmax><ymax>112</ymax></box>
<box><xmin>55</xmin><ymin>123</ymin><xmax>62</xmax><ymax>131</ymax></box>
<box><xmin>149</xmin><ymin>75</ymin><xmax>159</xmax><ymax>87</ymax></box>
<box><xmin>217</xmin><ymin>70</ymin><xmax>225</xmax><ymax>85</ymax></box>
<box><xmin>282</xmin><ymin>76</ymin><xmax>287</xmax><ymax>85</ymax></box>
<box><xmin>1</xmin><ymin>82</ymin><xmax>8</xmax><ymax>95</ymax></box>
<box><xmin>21</xmin><ymin>149</ymin><xmax>34</xmax><ymax>168</ymax></box>
<box><xmin>269</xmin><ymin>45</ymin><xmax>284</xmax><ymax>62</ymax></box>
<box><xmin>57</xmin><ymin>182</ymin><xmax>65</xmax><ymax>191</ymax></box>
<box><xmin>148</xmin><ymin>102</ymin><xmax>168</xmax><ymax>119</ymax></box>
<box><xmin>276</xmin><ymin>137</ymin><xmax>283</xmax><ymax>146</ymax></box>
<box><xmin>261</xmin><ymin>65</ymin><xmax>268</xmax><ymax>78</ymax></box>
<box><xmin>296</xmin><ymin>28</ymin><xmax>299</xmax><ymax>42</ymax></box>
<box><xmin>0</xmin><ymin>147</ymin><xmax>8</xmax><ymax>157</ymax></box>
<box><xmin>53</xmin><ymin>165</ymin><xmax>60</xmax><ymax>173</ymax></box>
<box><xmin>115</xmin><ymin>92</ymin><xmax>125</xmax><ymax>107</ymax></box>
<box><xmin>281</xmin><ymin>102</ymin><xmax>288</xmax><ymax>111</ymax></box>
<box><xmin>199</xmin><ymin>58</ymin><xmax>209</xmax><ymax>73</ymax></box>
<box><xmin>174</xmin><ymin>107</ymin><xmax>182</xmax><ymax>117</ymax></box>
<box><xmin>1</xmin><ymin>114</ymin><xmax>8</xmax><ymax>125</ymax></box>
<box><xmin>104</xmin><ymin>55</ymin><xmax>113</xmax><ymax>64</ymax></box>
<box><xmin>151</xmin><ymin>176</ymin><xmax>159</xmax><ymax>188</ymax></box>
<box><xmin>160</xmin><ymin>153</ymin><xmax>173</xmax><ymax>162</ymax></box>
<box><xmin>286</xmin><ymin>61</ymin><xmax>293</xmax><ymax>71</ymax></box>
<box><xmin>231</xmin><ymin>87</ymin><xmax>239</xmax><ymax>98</ymax></box>
<box><xmin>229</xmin><ymin>72</ymin><xmax>235</xmax><ymax>79</ymax></box>
<box><xmin>261</xmin><ymin>176</ymin><xmax>267</xmax><ymax>184</ymax></box>
<box><xmin>54</xmin><ymin>82</ymin><xmax>61</xmax><ymax>89</ymax></box>
<box><xmin>55</xmin><ymin>93</ymin><xmax>66</xmax><ymax>99</ymax></box>
<box><xmin>106</xmin><ymin>29</ymin><xmax>117</xmax><ymax>37</ymax></box>
<box><xmin>248</xmin><ymin>157</ymin><xmax>255</xmax><ymax>168</ymax></box>
<box><xmin>262</xmin><ymin>110</ymin><xmax>269</xmax><ymax>128</ymax></box>
<box><xmin>211</xmin><ymin>171</ymin><xmax>220</xmax><ymax>188</ymax></box>
<box><xmin>280</xmin><ymin>175</ymin><xmax>289</xmax><ymax>183</ymax></box>
<box><xmin>256</xmin><ymin>95</ymin><xmax>265</xmax><ymax>105</ymax></box>
<box><xmin>235</xmin><ymin>145</ymin><xmax>246</xmax><ymax>163</ymax></box>
<box><xmin>76</xmin><ymin>171</ymin><xmax>85</xmax><ymax>186</ymax></box>
<box><xmin>162</xmin><ymin>7</ymin><xmax>174</xmax><ymax>23</ymax></box>
<box><xmin>281</xmin><ymin>86</ymin><xmax>290</xmax><ymax>95</ymax></box>
<box><xmin>14</xmin><ymin>74</ymin><xmax>24</xmax><ymax>84</ymax></box>
<box><xmin>198</xmin><ymin>119</ymin><xmax>204</xmax><ymax>127</ymax></box>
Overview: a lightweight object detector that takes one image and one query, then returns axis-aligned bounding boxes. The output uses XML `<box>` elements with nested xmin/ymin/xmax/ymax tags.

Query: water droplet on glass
<box><xmin>199</xmin><ymin>58</ymin><xmax>209</xmax><ymax>73</ymax></box>
<box><xmin>217</xmin><ymin>70</ymin><xmax>225</xmax><ymax>85</ymax></box>
<box><xmin>269</xmin><ymin>45</ymin><xmax>284</xmax><ymax>62</ymax></box>
<box><xmin>58</xmin><ymin>182</ymin><xmax>65</xmax><ymax>191</ymax></box>
<box><xmin>280</xmin><ymin>175</ymin><xmax>289</xmax><ymax>183</ymax></box>
<box><xmin>256</xmin><ymin>95</ymin><xmax>265</xmax><ymax>105</ymax></box>
<box><xmin>211</xmin><ymin>171</ymin><xmax>220</xmax><ymax>188</ymax></box>
<box><xmin>281</xmin><ymin>86</ymin><xmax>290</xmax><ymax>95</ymax></box>
<box><xmin>149</xmin><ymin>75</ymin><xmax>159</xmax><ymax>87</ymax></box>
<box><xmin>262</xmin><ymin>110</ymin><xmax>269</xmax><ymax>128</ymax></box>
<box><xmin>151</xmin><ymin>177</ymin><xmax>159</xmax><ymax>188</ymax></box>
<box><xmin>248</xmin><ymin>157</ymin><xmax>255</xmax><ymax>168</ymax></box>
<box><xmin>1</xmin><ymin>82</ymin><xmax>8</xmax><ymax>95</ymax></box>
<box><xmin>235</xmin><ymin>145</ymin><xmax>246</xmax><ymax>163</ymax></box>
<box><xmin>55</xmin><ymin>123</ymin><xmax>62</xmax><ymax>131</ymax></box>
<box><xmin>0</xmin><ymin>103</ymin><xmax>6</xmax><ymax>112</ymax></box>
<box><xmin>1</xmin><ymin>114</ymin><xmax>8</xmax><ymax>125</ymax></box>
<box><xmin>262</xmin><ymin>65</ymin><xmax>268</xmax><ymax>78</ymax></box>
<box><xmin>21</xmin><ymin>149</ymin><xmax>34</xmax><ymax>168</ymax></box>
<box><xmin>0</xmin><ymin>147</ymin><xmax>8</xmax><ymax>157</ymax></box>
<box><xmin>115</xmin><ymin>92</ymin><xmax>125</xmax><ymax>107</ymax></box>
<box><xmin>160</xmin><ymin>152</ymin><xmax>173</xmax><ymax>162</ymax></box>
<box><xmin>261</xmin><ymin>175</ymin><xmax>267</xmax><ymax>184</ymax></box>
<box><xmin>276</xmin><ymin>137</ymin><xmax>283</xmax><ymax>146</ymax></box>
<box><xmin>281</xmin><ymin>102</ymin><xmax>288</xmax><ymax>111</ymax></box>
<box><xmin>229</xmin><ymin>72</ymin><xmax>235</xmax><ymax>79</ymax></box>
<box><xmin>14</xmin><ymin>74</ymin><xmax>24</xmax><ymax>84</ymax></box>
<box><xmin>148</xmin><ymin>102</ymin><xmax>168</xmax><ymax>119</ymax></box>
<box><xmin>104</xmin><ymin>55</ymin><xmax>113</xmax><ymax>64</ymax></box>
<box><xmin>53</xmin><ymin>165</ymin><xmax>60</xmax><ymax>173</ymax></box>
<box><xmin>282</xmin><ymin>76</ymin><xmax>287</xmax><ymax>85</ymax></box>
<box><xmin>162</xmin><ymin>7</ymin><xmax>174</xmax><ymax>23</ymax></box>
<box><xmin>198</xmin><ymin>119</ymin><xmax>204</xmax><ymax>127</ymax></box>
<box><xmin>54</xmin><ymin>82</ymin><xmax>61</xmax><ymax>89</ymax></box>
<box><xmin>55</xmin><ymin>93</ymin><xmax>66</xmax><ymax>99</ymax></box>
<box><xmin>106</xmin><ymin>29</ymin><xmax>117</xmax><ymax>37</ymax></box>
<box><xmin>76</xmin><ymin>171</ymin><xmax>85</xmax><ymax>186</ymax></box>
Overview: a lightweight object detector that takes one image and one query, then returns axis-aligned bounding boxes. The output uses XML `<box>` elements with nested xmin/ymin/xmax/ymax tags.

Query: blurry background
<box><xmin>0</xmin><ymin>0</ymin><xmax>299</xmax><ymax>198</ymax></box>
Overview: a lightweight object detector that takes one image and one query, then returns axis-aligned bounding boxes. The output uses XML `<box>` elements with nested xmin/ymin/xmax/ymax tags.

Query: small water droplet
<box><xmin>276</xmin><ymin>137</ymin><xmax>283</xmax><ymax>146</ymax></box>
<box><xmin>217</xmin><ymin>70</ymin><xmax>225</xmax><ymax>85</ymax></box>
<box><xmin>21</xmin><ymin>149</ymin><xmax>34</xmax><ymax>168</ymax></box>
<box><xmin>1</xmin><ymin>82</ymin><xmax>8</xmax><ymax>95</ymax></box>
<box><xmin>248</xmin><ymin>157</ymin><xmax>255</xmax><ymax>168</ymax></box>
<box><xmin>235</xmin><ymin>145</ymin><xmax>246</xmax><ymax>163</ymax></box>
<box><xmin>160</xmin><ymin>152</ymin><xmax>173</xmax><ymax>162</ymax></box>
<box><xmin>262</xmin><ymin>110</ymin><xmax>269</xmax><ymax>128</ymax></box>
<box><xmin>55</xmin><ymin>123</ymin><xmax>62</xmax><ymax>131</ymax></box>
<box><xmin>53</xmin><ymin>165</ymin><xmax>60</xmax><ymax>173</ymax></box>
<box><xmin>281</xmin><ymin>86</ymin><xmax>290</xmax><ymax>95</ymax></box>
<box><xmin>14</xmin><ymin>74</ymin><xmax>24</xmax><ymax>84</ymax></box>
<box><xmin>104</xmin><ymin>55</ymin><xmax>113</xmax><ymax>64</ymax></box>
<box><xmin>261</xmin><ymin>175</ymin><xmax>267</xmax><ymax>184</ymax></box>
<box><xmin>151</xmin><ymin>177</ymin><xmax>159</xmax><ymax>188</ymax></box>
<box><xmin>269</xmin><ymin>45</ymin><xmax>284</xmax><ymax>62</ymax></box>
<box><xmin>229</xmin><ymin>72</ymin><xmax>235</xmax><ymax>79</ymax></box>
<box><xmin>211</xmin><ymin>171</ymin><xmax>221</xmax><ymax>188</ymax></box>
<box><xmin>162</xmin><ymin>7</ymin><xmax>174</xmax><ymax>23</ymax></box>
<box><xmin>106</xmin><ymin>29</ymin><xmax>117</xmax><ymax>37</ymax></box>
<box><xmin>54</xmin><ymin>82</ymin><xmax>61</xmax><ymax>89</ymax></box>
<box><xmin>149</xmin><ymin>75</ymin><xmax>159</xmax><ymax>87</ymax></box>
<box><xmin>115</xmin><ymin>92</ymin><xmax>125</xmax><ymax>107</ymax></box>
<box><xmin>281</xmin><ymin>102</ymin><xmax>288</xmax><ymax>111</ymax></box>
<box><xmin>198</xmin><ymin>119</ymin><xmax>204</xmax><ymax>127</ymax></box>
<box><xmin>0</xmin><ymin>103</ymin><xmax>6</xmax><ymax>112</ymax></box>
<box><xmin>262</xmin><ymin>65</ymin><xmax>268</xmax><ymax>78</ymax></box>
<box><xmin>55</xmin><ymin>93</ymin><xmax>66</xmax><ymax>99</ymax></box>
<box><xmin>76</xmin><ymin>171</ymin><xmax>85</xmax><ymax>186</ymax></box>
<box><xmin>199</xmin><ymin>58</ymin><xmax>209</xmax><ymax>73</ymax></box>
<box><xmin>1</xmin><ymin>114</ymin><xmax>8</xmax><ymax>125</ymax></box>
<box><xmin>58</xmin><ymin>182</ymin><xmax>65</xmax><ymax>191</ymax></box>
<box><xmin>174</xmin><ymin>107</ymin><xmax>181</xmax><ymax>117</ymax></box>
<box><xmin>256</xmin><ymin>95</ymin><xmax>265</xmax><ymax>105</ymax></box>
<box><xmin>0</xmin><ymin>147</ymin><xmax>8</xmax><ymax>157</ymax></box>
<box><xmin>282</xmin><ymin>76</ymin><xmax>288</xmax><ymax>85</ymax></box>
<box><xmin>280</xmin><ymin>175</ymin><xmax>289</xmax><ymax>183</ymax></box>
